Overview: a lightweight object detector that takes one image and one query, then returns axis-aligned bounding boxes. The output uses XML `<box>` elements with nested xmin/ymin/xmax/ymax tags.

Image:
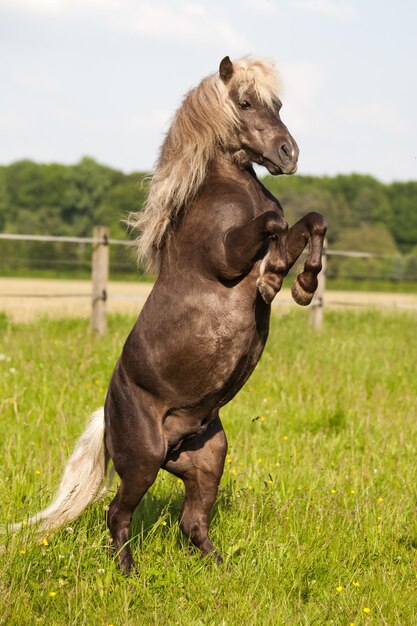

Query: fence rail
<box><xmin>0</xmin><ymin>233</ymin><xmax>136</xmax><ymax>246</ymax></box>
<box><xmin>1</xmin><ymin>230</ymin><xmax>415</xmax><ymax>333</ymax></box>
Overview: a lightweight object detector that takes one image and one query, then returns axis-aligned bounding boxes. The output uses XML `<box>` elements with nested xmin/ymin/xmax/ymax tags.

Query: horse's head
<box><xmin>220</xmin><ymin>56</ymin><xmax>299</xmax><ymax>176</ymax></box>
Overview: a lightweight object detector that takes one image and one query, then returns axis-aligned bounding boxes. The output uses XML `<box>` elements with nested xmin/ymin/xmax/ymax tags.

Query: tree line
<box><xmin>0</xmin><ymin>157</ymin><xmax>416</xmax><ymax>283</ymax></box>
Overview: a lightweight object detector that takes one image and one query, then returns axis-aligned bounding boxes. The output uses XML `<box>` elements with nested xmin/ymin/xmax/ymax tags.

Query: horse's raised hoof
<box><xmin>257</xmin><ymin>279</ymin><xmax>277</xmax><ymax>304</ymax></box>
<box><xmin>291</xmin><ymin>278</ymin><xmax>314</xmax><ymax>306</ymax></box>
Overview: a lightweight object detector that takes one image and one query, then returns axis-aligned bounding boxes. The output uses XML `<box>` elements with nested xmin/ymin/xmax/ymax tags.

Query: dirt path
<box><xmin>0</xmin><ymin>277</ymin><xmax>416</xmax><ymax>322</ymax></box>
<box><xmin>0</xmin><ymin>277</ymin><xmax>153</xmax><ymax>322</ymax></box>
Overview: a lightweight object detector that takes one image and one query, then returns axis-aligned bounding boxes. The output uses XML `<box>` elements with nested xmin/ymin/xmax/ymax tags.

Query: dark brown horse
<box><xmin>10</xmin><ymin>56</ymin><xmax>326</xmax><ymax>575</ymax></box>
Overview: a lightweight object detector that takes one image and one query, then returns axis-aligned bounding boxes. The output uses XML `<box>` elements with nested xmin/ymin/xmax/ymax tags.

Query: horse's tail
<box><xmin>9</xmin><ymin>408</ymin><xmax>107</xmax><ymax>533</ymax></box>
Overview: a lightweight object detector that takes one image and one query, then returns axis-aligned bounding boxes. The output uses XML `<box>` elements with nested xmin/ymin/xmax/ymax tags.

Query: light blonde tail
<box><xmin>9</xmin><ymin>408</ymin><xmax>106</xmax><ymax>533</ymax></box>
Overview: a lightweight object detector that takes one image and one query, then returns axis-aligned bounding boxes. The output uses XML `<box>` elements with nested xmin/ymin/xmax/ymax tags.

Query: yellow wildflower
<box><xmin>42</xmin><ymin>538</ymin><xmax>49</xmax><ymax>546</ymax></box>
<box><xmin>49</xmin><ymin>591</ymin><xmax>56</xmax><ymax>597</ymax></box>
<box><xmin>336</xmin><ymin>585</ymin><xmax>343</xmax><ymax>592</ymax></box>
<box><xmin>363</xmin><ymin>607</ymin><xmax>371</xmax><ymax>614</ymax></box>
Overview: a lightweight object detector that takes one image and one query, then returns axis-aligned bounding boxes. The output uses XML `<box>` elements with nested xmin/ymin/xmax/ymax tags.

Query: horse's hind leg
<box><xmin>286</xmin><ymin>211</ymin><xmax>327</xmax><ymax>306</ymax></box>
<box><xmin>163</xmin><ymin>414</ymin><xmax>227</xmax><ymax>563</ymax></box>
<box><xmin>107</xmin><ymin>465</ymin><xmax>160</xmax><ymax>575</ymax></box>
<box><xmin>106</xmin><ymin>399</ymin><xmax>166</xmax><ymax>575</ymax></box>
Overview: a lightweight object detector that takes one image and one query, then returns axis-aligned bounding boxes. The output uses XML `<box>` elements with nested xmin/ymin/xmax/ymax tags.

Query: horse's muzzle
<box><xmin>277</xmin><ymin>138</ymin><xmax>299</xmax><ymax>174</ymax></box>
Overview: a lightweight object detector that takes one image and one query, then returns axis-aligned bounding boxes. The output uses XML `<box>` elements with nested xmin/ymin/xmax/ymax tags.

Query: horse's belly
<box><xmin>158</xmin><ymin>315</ymin><xmax>266</xmax><ymax>406</ymax></box>
<box><xmin>122</xmin><ymin>281</ymin><xmax>270</xmax><ymax>409</ymax></box>
<box><xmin>161</xmin><ymin>330</ymin><xmax>265</xmax><ymax>448</ymax></box>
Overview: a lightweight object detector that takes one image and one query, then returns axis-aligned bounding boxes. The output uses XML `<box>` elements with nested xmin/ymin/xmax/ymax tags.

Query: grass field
<box><xmin>1</xmin><ymin>309</ymin><xmax>417</xmax><ymax>625</ymax></box>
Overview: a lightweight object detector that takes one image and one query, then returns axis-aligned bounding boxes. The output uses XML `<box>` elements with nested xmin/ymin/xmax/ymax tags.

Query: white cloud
<box><xmin>0</xmin><ymin>110</ymin><xmax>32</xmax><ymax>133</ymax></box>
<box><xmin>296</xmin><ymin>0</ymin><xmax>358</xmax><ymax>21</ymax></box>
<box><xmin>11</xmin><ymin>72</ymin><xmax>60</xmax><ymax>98</ymax></box>
<box><xmin>0</xmin><ymin>0</ymin><xmax>120</xmax><ymax>13</ymax></box>
<box><xmin>242</xmin><ymin>0</ymin><xmax>281</xmax><ymax>16</ymax></box>
<box><xmin>279</xmin><ymin>61</ymin><xmax>328</xmax><ymax>133</ymax></box>
<box><xmin>1</xmin><ymin>0</ymin><xmax>248</xmax><ymax>50</ymax></box>
<box><xmin>120</xmin><ymin>110</ymin><xmax>173</xmax><ymax>133</ymax></box>
<box><xmin>118</xmin><ymin>2</ymin><xmax>248</xmax><ymax>50</ymax></box>
<box><xmin>337</xmin><ymin>102</ymin><xmax>408</xmax><ymax>135</ymax></box>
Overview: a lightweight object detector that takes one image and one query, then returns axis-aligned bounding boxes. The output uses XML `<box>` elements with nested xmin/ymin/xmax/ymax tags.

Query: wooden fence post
<box><xmin>91</xmin><ymin>226</ymin><xmax>109</xmax><ymax>335</ymax></box>
<box><xmin>309</xmin><ymin>239</ymin><xmax>327</xmax><ymax>330</ymax></box>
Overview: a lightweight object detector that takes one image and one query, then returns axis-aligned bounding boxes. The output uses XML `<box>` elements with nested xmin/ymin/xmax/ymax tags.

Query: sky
<box><xmin>0</xmin><ymin>0</ymin><xmax>416</xmax><ymax>182</ymax></box>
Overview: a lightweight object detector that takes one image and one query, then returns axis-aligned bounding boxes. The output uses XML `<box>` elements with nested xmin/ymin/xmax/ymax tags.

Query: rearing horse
<box><xmin>10</xmin><ymin>56</ymin><xmax>327</xmax><ymax>574</ymax></box>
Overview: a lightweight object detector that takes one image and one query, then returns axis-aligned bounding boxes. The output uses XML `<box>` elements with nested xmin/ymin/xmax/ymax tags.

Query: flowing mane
<box><xmin>128</xmin><ymin>56</ymin><xmax>282</xmax><ymax>272</ymax></box>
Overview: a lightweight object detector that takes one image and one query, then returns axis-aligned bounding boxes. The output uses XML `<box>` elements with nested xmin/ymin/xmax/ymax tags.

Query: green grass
<box><xmin>326</xmin><ymin>277</ymin><xmax>417</xmax><ymax>293</ymax></box>
<box><xmin>1</xmin><ymin>309</ymin><xmax>417</xmax><ymax>625</ymax></box>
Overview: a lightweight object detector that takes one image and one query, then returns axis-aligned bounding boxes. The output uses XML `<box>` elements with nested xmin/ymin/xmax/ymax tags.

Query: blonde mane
<box><xmin>128</xmin><ymin>57</ymin><xmax>282</xmax><ymax>273</ymax></box>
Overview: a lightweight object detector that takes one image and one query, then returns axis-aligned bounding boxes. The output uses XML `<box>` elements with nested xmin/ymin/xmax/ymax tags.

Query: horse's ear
<box><xmin>219</xmin><ymin>56</ymin><xmax>234</xmax><ymax>83</ymax></box>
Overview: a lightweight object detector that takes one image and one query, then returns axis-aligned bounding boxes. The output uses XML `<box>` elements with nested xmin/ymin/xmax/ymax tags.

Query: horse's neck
<box><xmin>208</xmin><ymin>152</ymin><xmax>259</xmax><ymax>190</ymax></box>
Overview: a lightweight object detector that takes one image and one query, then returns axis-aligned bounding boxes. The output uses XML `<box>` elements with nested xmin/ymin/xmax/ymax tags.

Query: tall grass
<box><xmin>0</xmin><ymin>309</ymin><xmax>416</xmax><ymax>625</ymax></box>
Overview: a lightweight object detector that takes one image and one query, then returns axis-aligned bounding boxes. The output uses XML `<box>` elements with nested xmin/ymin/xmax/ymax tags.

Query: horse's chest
<box><xmin>179</xmin><ymin>304</ymin><xmax>267</xmax><ymax>406</ymax></box>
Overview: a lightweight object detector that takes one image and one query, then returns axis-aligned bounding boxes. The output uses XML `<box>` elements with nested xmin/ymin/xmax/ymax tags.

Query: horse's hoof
<box><xmin>257</xmin><ymin>279</ymin><xmax>276</xmax><ymax>304</ymax></box>
<box><xmin>291</xmin><ymin>279</ymin><xmax>314</xmax><ymax>306</ymax></box>
<box><xmin>212</xmin><ymin>550</ymin><xmax>224</xmax><ymax>565</ymax></box>
<box><xmin>118</xmin><ymin>553</ymin><xmax>137</xmax><ymax>577</ymax></box>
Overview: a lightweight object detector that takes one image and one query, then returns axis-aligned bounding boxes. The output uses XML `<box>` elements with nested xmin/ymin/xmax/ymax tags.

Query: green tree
<box><xmin>388</xmin><ymin>182</ymin><xmax>417</xmax><ymax>252</ymax></box>
<box><xmin>60</xmin><ymin>157</ymin><xmax>121</xmax><ymax>235</ymax></box>
<box><xmin>331</xmin><ymin>223</ymin><xmax>399</xmax><ymax>280</ymax></box>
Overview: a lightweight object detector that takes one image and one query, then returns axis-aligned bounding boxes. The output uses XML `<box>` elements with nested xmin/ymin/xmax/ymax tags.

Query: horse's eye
<box><xmin>239</xmin><ymin>100</ymin><xmax>251</xmax><ymax>110</ymax></box>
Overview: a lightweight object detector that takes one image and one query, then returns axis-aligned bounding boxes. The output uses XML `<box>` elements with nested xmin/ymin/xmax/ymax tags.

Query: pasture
<box><xmin>0</xmin><ymin>308</ymin><xmax>416</xmax><ymax>624</ymax></box>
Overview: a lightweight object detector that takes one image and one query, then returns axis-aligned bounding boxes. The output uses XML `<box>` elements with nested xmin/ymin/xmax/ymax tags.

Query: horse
<box><xmin>9</xmin><ymin>56</ymin><xmax>327</xmax><ymax>575</ymax></box>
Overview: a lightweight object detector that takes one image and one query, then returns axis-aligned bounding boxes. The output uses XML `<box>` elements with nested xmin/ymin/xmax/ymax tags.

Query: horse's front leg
<box><xmin>257</xmin><ymin>222</ymin><xmax>288</xmax><ymax>304</ymax></box>
<box><xmin>224</xmin><ymin>210</ymin><xmax>288</xmax><ymax>304</ymax></box>
<box><xmin>286</xmin><ymin>211</ymin><xmax>327</xmax><ymax>306</ymax></box>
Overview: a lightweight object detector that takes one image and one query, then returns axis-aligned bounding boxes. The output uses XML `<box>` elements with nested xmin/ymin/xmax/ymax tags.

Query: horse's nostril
<box><xmin>280</xmin><ymin>142</ymin><xmax>291</xmax><ymax>160</ymax></box>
